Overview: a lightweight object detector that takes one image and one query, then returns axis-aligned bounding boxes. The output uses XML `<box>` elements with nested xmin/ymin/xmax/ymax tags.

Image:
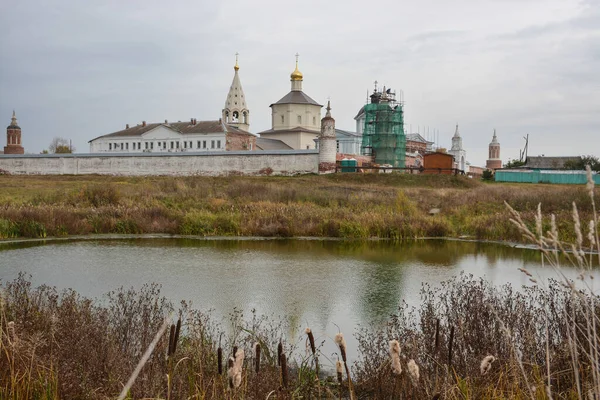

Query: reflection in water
<box><xmin>0</xmin><ymin>238</ymin><xmax>592</xmax><ymax>361</ymax></box>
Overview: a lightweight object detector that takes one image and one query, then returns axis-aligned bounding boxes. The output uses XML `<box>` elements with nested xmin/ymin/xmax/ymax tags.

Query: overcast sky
<box><xmin>1</xmin><ymin>0</ymin><xmax>598</xmax><ymax>166</ymax></box>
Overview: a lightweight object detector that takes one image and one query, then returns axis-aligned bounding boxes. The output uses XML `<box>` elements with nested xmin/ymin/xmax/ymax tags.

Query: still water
<box><xmin>0</xmin><ymin>237</ymin><xmax>597</xmax><ymax>361</ymax></box>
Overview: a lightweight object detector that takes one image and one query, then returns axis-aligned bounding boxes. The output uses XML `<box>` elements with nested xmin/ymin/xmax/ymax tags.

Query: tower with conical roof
<box><xmin>222</xmin><ymin>53</ymin><xmax>250</xmax><ymax>132</ymax></box>
<box><xmin>4</xmin><ymin>111</ymin><xmax>24</xmax><ymax>154</ymax></box>
<box><xmin>257</xmin><ymin>54</ymin><xmax>323</xmax><ymax>150</ymax></box>
<box><xmin>486</xmin><ymin>129</ymin><xmax>502</xmax><ymax>170</ymax></box>
<box><xmin>448</xmin><ymin>124</ymin><xmax>466</xmax><ymax>172</ymax></box>
<box><xmin>318</xmin><ymin>100</ymin><xmax>336</xmax><ymax>173</ymax></box>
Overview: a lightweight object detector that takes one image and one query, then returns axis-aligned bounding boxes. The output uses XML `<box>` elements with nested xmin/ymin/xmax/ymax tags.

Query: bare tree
<box><xmin>48</xmin><ymin>137</ymin><xmax>75</xmax><ymax>154</ymax></box>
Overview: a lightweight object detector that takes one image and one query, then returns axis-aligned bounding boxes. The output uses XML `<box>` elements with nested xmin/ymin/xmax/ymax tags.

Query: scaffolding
<box><xmin>360</xmin><ymin>89</ymin><xmax>406</xmax><ymax>167</ymax></box>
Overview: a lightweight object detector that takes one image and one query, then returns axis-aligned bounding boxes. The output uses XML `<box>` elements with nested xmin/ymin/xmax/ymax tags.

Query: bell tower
<box><xmin>222</xmin><ymin>53</ymin><xmax>250</xmax><ymax>132</ymax></box>
<box><xmin>4</xmin><ymin>111</ymin><xmax>24</xmax><ymax>154</ymax></box>
<box><xmin>318</xmin><ymin>100</ymin><xmax>336</xmax><ymax>174</ymax></box>
<box><xmin>486</xmin><ymin>129</ymin><xmax>502</xmax><ymax>170</ymax></box>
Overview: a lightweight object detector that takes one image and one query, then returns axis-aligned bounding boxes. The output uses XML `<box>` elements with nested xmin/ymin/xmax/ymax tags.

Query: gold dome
<box><xmin>290</xmin><ymin>59</ymin><xmax>303</xmax><ymax>81</ymax></box>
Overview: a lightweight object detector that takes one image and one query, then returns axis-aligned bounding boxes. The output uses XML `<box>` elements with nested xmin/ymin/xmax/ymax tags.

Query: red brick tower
<box><xmin>486</xmin><ymin>129</ymin><xmax>501</xmax><ymax>170</ymax></box>
<box><xmin>4</xmin><ymin>111</ymin><xmax>24</xmax><ymax>154</ymax></box>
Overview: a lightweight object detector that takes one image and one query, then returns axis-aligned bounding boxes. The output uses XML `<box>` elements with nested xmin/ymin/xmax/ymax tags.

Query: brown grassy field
<box><xmin>0</xmin><ymin>174</ymin><xmax>597</xmax><ymax>243</ymax></box>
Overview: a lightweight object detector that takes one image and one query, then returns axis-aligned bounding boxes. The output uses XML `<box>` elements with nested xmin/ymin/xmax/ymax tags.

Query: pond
<box><xmin>0</xmin><ymin>237</ymin><xmax>595</xmax><ymax>361</ymax></box>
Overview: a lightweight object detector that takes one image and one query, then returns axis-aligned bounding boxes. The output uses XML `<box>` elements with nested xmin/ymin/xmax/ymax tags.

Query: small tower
<box><xmin>318</xmin><ymin>100</ymin><xmax>336</xmax><ymax>173</ymax></box>
<box><xmin>448</xmin><ymin>123</ymin><xmax>467</xmax><ymax>172</ymax></box>
<box><xmin>222</xmin><ymin>53</ymin><xmax>250</xmax><ymax>132</ymax></box>
<box><xmin>486</xmin><ymin>129</ymin><xmax>502</xmax><ymax>170</ymax></box>
<box><xmin>290</xmin><ymin>53</ymin><xmax>303</xmax><ymax>92</ymax></box>
<box><xmin>4</xmin><ymin>111</ymin><xmax>24</xmax><ymax>154</ymax></box>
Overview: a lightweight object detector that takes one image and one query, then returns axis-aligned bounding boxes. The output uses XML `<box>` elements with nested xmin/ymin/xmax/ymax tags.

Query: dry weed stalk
<box><xmin>335</xmin><ymin>332</ymin><xmax>355</xmax><ymax>399</ymax></box>
<box><xmin>504</xmin><ymin>165</ymin><xmax>599</xmax><ymax>400</ymax></box>
<box><xmin>480</xmin><ymin>355</ymin><xmax>495</xmax><ymax>376</ymax></box>
<box><xmin>389</xmin><ymin>340</ymin><xmax>402</xmax><ymax>375</ymax></box>
<box><xmin>407</xmin><ymin>359</ymin><xmax>420</xmax><ymax>386</ymax></box>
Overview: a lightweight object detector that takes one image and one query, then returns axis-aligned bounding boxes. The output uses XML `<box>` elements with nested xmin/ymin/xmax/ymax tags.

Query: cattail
<box><xmin>227</xmin><ymin>348</ymin><xmax>245</xmax><ymax>389</ymax></box>
<box><xmin>480</xmin><ymin>355</ymin><xmax>495</xmax><ymax>375</ymax></box>
<box><xmin>217</xmin><ymin>346</ymin><xmax>223</xmax><ymax>375</ymax></box>
<box><xmin>334</xmin><ymin>332</ymin><xmax>347</xmax><ymax>363</ymax></box>
<box><xmin>407</xmin><ymin>359</ymin><xmax>419</xmax><ymax>385</ymax></box>
<box><xmin>227</xmin><ymin>357</ymin><xmax>235</xmax><ymax>388</ymax></box>
<box><xmin>168</xmin><ymin>323</ymin><xmax>176</xmax><ymax>356</ymax></box>
<box><xmin>305</xmin><ymin>327</ymin><xmax>320</xmax><ymax>377</ymax></box>
<box><xmin>254</xmin><ymin>342</ymin><xmax>261</xmax><ymax>373</ymax></box>
<box><xmin>277</xmin><ymin>341</ymin><xmax>283</xmax><ymax>366</ymax></box>
<box><xmin>173</xmin><ymin>317</ymin><xmax>181</xmax><ymax>354</ymax></box>
<box><xmin>305</xmin><ymin>327</ymin><xmax>316</xmax><ymax>355</ymax></box>
<box><xmin>281</xmin><ymin>353</ymin><xmax>288</xmax><ymax>388</ymax></box>
<box><xmin>336</xmin><ymin>360</ymin><xmax>343</xmax><ymax>384</ymax></box>
<box><xmin>389</xmin><ymin>340</ymin><xmax>402</xmax><ymax>375</ymax></box>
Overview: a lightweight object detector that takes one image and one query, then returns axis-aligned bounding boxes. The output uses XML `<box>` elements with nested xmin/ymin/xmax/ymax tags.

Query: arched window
<box><xmin>243</xmin><ymin>111</ymin><xmax>247</xmax><ymax>124</ymax></box>
<box><xmin>297</xmin><ymin>115</ymin><xmax>302</xmax><ymax>124</ymax></box>
<box><xmin>225</xmin><ymin>111</ymin><xmax>229</xmax><ymax>123</ymax></box>
<box><xmin>281</xmin><ymin>115</ymin><xmax>284</xmax><ymax>124</ymax></box>
<box><xmin>232</xmin><ymin>111</ymin><xmax>239</xmax><ymax>122</ymax></box>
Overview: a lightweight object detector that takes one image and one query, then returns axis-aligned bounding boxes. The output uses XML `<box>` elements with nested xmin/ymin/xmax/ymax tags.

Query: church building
<box><xmin>4</xmin><ymin>111</ymin><xmax>24</xmax><ymax>155</ymax></box>
<box><xmin>486</xmin><ymin>129</ymin><xmax>502</xmax><ymax>170</ymax></box>
<box><xmin>447</xmin><ymin>124</ymin><xmax>467</xmax><ymax>172</ymax></box>
<box><xmin>257</xmin><ymin>56</ymin><xmax>323</xmax><ymax>150</ymax></box>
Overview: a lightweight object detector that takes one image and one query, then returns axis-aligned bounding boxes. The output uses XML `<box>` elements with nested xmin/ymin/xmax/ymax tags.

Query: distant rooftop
<box><xmin>524</xmin><ymin>156</ymin><xmax>581</xmax><ymax>170</ymax></box>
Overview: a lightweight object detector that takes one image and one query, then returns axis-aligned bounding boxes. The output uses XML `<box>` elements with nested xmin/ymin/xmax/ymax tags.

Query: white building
<box><xmin>222</xmin><ymin>54</ymin><xmax>250</xmax><ymax>132</ymax></box>
<box><xmin>89</xmin><ymin>119</ymin><xmax>256</xmax><ymax>153</ymax></box>
<box><xmin>257</xmin><ymin>56</ymin><xmax>323</xmax><ymax>150</ymax></box>
<box><xmin>335</xmin><ymin>129</ymin><xmax>362</xmax><ymax>155</ymax></box>
<box><xmin>447</xmin><ymin>124</ymin><xmax>467</xmax><ymax>172</ymax></box>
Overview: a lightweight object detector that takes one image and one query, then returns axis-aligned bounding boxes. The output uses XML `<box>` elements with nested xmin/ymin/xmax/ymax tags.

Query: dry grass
<box><xmin>1</xmin><ymin>174</ymin><xmax>596</xmax><ymax>244</ymax></box>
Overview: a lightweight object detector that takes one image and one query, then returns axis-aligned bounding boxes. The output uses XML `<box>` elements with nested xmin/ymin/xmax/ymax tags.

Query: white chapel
<box><xmin>257</xmin><ymin>55</ymin><xmax>323</xmax><ymax>150</ymax></box>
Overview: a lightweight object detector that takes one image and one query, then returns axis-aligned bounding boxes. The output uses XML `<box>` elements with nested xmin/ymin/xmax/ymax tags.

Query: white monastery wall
<box><xmin>0</xmin><ymin>151</ymin><xmax>318</xmax><ymax>176</ymax></box>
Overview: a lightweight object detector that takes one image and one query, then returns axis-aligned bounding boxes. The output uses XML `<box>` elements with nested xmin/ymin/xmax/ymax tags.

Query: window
<box><xmin>197</xmin><ymin>140</ymin><xmax>201</xmax><ymax>148</ymax></box>
<box><xmin>170</xmin><ymin>142</ymin><xmax>174</xmax><ymax>149</ymax></box>
<box><xmin>203</xmin><ymin>140</ymin><xmax>207</xmax><ymax>149</ymax></box>
<box><xmin>138</xmin><ymin>142</ymin><xmax>141</xmax><ymax>150</ymax></box>
<box><xmin>109</xmin><ymin>143</ymin><xmax>112</xmax><ymax>150</ymax></box>
<box><xmin>232</xmin><ymin>111</ymin><xmax>239</xmax><ymax>122</ymax></box>
<box><xmin>120</xmin><ymin>143</ymin><xmax>123</xmax><ymax>150</ymax></box>
<box><xmin>217</xmin><ymin>140</ymin><xmax>221</xmax><ymax>149</ymax></box>
<box><xmin>336</xmin><ymin>140</ymin><xmax>340</xmax><ymax>152</ymax></box>
<box><xmin>313</xmin><ymin>116</ymin><xmax>316</xmax><ymax>125</ymax></box>
<box><xmin>150</xmin><ymin>142</ymin><xmax>154</xmax><ymax>150</ymax></box>
<box><xmin>281</xmin><ymin>115</ymin><xmax>284</xmax><ymax>124</ymax></box>
<box><xmin>163</xmin><ymin>141</ymin><xmax>166</xmax><ymax>149</ymax></box>
<box><xmin>145</xmin><ymin>142</ymin><xmax>148</xmax><ymax>150</ymax></box>
<box><xmin>243</xmin><ymin>111</ymin><xmax>247</xmax><ymax>124</ymax></box>
<box><xmin>211</xmin><ymin>140</ymin><xmax>215</xmax><ymax>149</ymax></box>
<box><xmin>184</xmin><ymin>141</ymin><xmax>187</xmax><ymax>149</ymax></box>
<box><xmin>297</xmin><ymin>115</ymin><xmax>302</xmax><ymax>124</ymax></box>
<box><xmin>225</xmin><ymin>111</ymin><xmax>229</xmax><ymax>123</ymax></box>
<box><xmin>176</xmin><ymin>142</ymin><xmax>180</xmax><ymax>149</ymax></box>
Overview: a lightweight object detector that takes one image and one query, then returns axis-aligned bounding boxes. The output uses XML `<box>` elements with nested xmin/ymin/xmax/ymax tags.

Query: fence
<box><xmin>495</xmin><ymin>170</ymin><xmax>600</xmax><ymax>185</ymax></box>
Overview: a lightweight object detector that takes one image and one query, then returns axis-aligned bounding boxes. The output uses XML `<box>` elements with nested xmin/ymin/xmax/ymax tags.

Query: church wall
<box><xmin>271</xmin><ymin>104</ymin><xmax>321</xmax><ymax>131</ymax></box>
<box><xmin>0</xmin><ymin>151</ymin><xmax>318</xmax><ymax>176</ymax></box>
<box><xmin>259</xmin><ymin>132</ymin><xmax>301</xmax><ymax>150</ymax></box>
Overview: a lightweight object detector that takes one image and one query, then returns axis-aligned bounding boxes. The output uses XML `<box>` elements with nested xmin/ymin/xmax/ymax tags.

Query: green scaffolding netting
<box><xmin>360</xmin><ymin>102</ymin><xmax>406</xmax><ymax>167</ymax></box>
